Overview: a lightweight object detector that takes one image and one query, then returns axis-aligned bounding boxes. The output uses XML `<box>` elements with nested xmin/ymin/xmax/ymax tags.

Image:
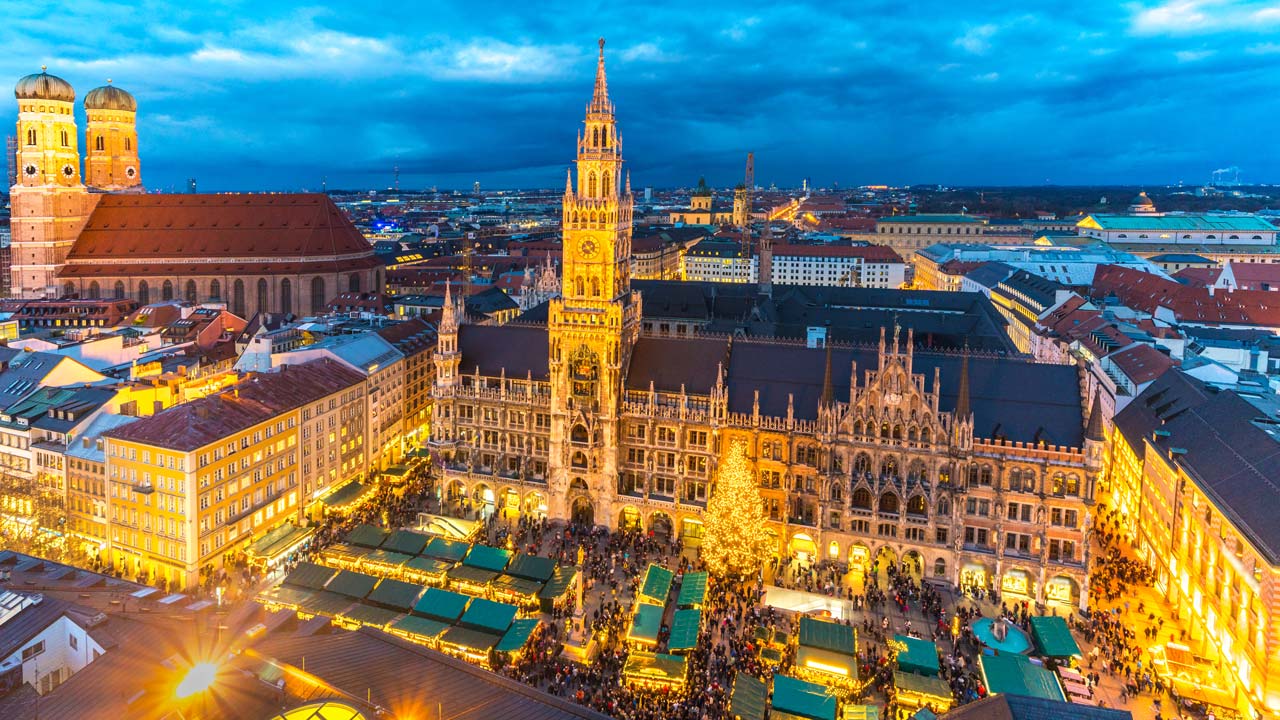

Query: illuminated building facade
<box><xmin>430</xmin><ymin>41</ymin><xmax>1100</xmax><ymax>609</ymax></box>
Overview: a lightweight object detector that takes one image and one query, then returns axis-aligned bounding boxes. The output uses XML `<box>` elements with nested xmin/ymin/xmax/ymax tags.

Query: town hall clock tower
<box><xmin>546</xmin><ymin>39</ymin><xmax>642</xmax><ymax>525</ymax></box>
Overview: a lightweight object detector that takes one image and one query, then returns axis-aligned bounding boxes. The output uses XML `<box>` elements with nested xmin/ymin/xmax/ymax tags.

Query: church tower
<box><xmin>546</xmin><ymin>39</ymin><xmax>641</xmax><ymax>525</ymax></box>
<box><xmin>10</xmin><ymin>68</ymin><xmax>97</xmax><ymax>298</ymax></box>
<box><xmin>84</xmin><ymin>81</ymin><xmax>141</xmax><ymax>191</ymax></box>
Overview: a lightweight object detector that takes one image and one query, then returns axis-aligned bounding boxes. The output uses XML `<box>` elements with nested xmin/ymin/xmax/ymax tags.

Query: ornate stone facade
<box><xmin>430</xmin><ymin>41</ymin><xmax>1102</xmax><ymax>609</ymax></box>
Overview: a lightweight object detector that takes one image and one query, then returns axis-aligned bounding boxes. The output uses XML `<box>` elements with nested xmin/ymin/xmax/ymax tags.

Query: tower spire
<box><xmin>956</xmin><ymin>348</ymin><xmax>971</xmax><ymax>420</ymax></box>
<box><xmin>1085</xmin><ymin>388</ymin><xmax>1105</xmax><ymax>441</ymax></box>
<box><xmin>820</xmin><ymin>333</ymin><xmax>834</xmax><ymax>408</ymax></box>
<box><xmin>590</xmin><ymin>37</ymin><xmax>610</xmax><ymax>112</ymax></box>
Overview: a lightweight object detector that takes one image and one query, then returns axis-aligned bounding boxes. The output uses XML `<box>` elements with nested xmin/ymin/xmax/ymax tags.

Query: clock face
<box><xmin>580</xmin><ymin>239</ymin><xmax>597</xmax><ymax>258</ymax></box>
<box><xmin>61</xmin><ymin>164</ymin><xmax>75</xmax><ymax>178</ymax></box>
<box><xmin>23</xmin><ymin>164</ymin><xmax>37</xmax><ymax>177</ymax></box>
<box><xmin>126</xmin><ymin>167</ymin><xmax>136</xmax><ymax>178</ymax></box>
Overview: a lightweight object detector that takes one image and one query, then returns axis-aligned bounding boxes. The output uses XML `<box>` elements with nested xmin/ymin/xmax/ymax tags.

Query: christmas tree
<box><xmin>701</xmin><ymin>440</ymin><xmax>772</xmax><ymax>579</ymax></box>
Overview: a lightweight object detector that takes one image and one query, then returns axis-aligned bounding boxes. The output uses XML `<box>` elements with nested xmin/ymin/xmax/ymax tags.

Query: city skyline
<box><xmin>4</xmin><ymin>1</ymin><xmax>1280</xmax><ymax>192</ymax></box>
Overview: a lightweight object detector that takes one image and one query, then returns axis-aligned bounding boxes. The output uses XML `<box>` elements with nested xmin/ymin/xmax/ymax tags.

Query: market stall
<box><xmin>400</xmin><ymin>555</ymin><xmax>451</xmax><ymax>586</ymax></box>
<box><xmin>796</xmin><ymin>616</ymin><xmax>860</xmax><ymax>690</ymax></box>
<box><xmin>320</xmin><ymin>481</ymin><xmax>374</xmax><ymax>514</ymax></box>
<box><xmin>677</xmin><ymin>571</ymin><xmax>708</xmax><ymax>609</ymax></box>
<box><xmin>437</xmin><ymin>626</ymin><xmax>502</xmax><ymax>666</ymax></box>
<box><xmin>458</xmin><ymin>597</ymin><xmax>518</xmax><ymax>635</ymax></box>
<box><xmin>668</xmin><ymin>608</ymin><xmax>701</xmax><ymax>654</ymax></box>
<box><xmin>1029</xmin><ymin>616</ymin><xmax>1081</xmax><ymax>660</ymax></box>
<box><xmin>621</xmin><ymin>651</ymin><xmax>687</xmax><ymax>691</ymax></box>
<box><xmin>892</xmin><ymin>635</ymin><xmax>940</xmax><ymax>677</ymax></box>
<box><xmin>490</xmin><ymin>573</ymin><xmax>543</xmax><ymax>608</ymax></box>
<box><xmin>771</xmin><ymin>674</ymin><xmax>838</xmax><ymax>720</ymax></box>
<box><xmin>335</xmin><ymin>602</ymin><xmax>403</xmax><ymax>630</ymax></box>
<box><xmin>245</xmin><ymin>523</ymin><xmax>315</xmax><ymax>571</ymax></box>
<box><xmin>627</xmin><ymin>602</ymin><xmax>664</xmax><ymax>649</ymax></box>
<box><xmin>495</xmin><ymin>618</ymin><xmax>541</xmax><ymax>658</ymax></box>
<box><xmin>358</xmin><ymin>549</ymin><xmax>413</xmax><ymax>577</ymax></box>
<box><xmin>730</xmin><ymin>673</ymin><xmax>767</xmax><ymax>720</ymax></box>
<box><xmin>538</xmin><ymin>565</ymin><xmax>579</xmax><ymax>613</ymax></box>
<box><xmin>979</xmin><ymin>652</ymin><xmax>1065</xmax><ymax>702</ymax></box>
<box><xmin>380</xmin><ymin>529</ymin><xmax>431</xmax><ymax>556</ymax></box>
<box><xmin>257</xmin><ymin>561</ymin><xmax>336</xmax><ymax>613</ymax></box>
<box><xmin>891</xmin><ymin>671</ymin><xmax>953</xmax><ymax>719</ymax></box>
<box><xmin>422</xmin><ymin>537</ymin><xmax>470</xmax><ymax>563</ymax></box>
<box><xmin>637</xmin><ymin>563</ymin><xmax>674</xmax><ymax>605</ymax></box>
<box><xmin>412</xmin><ymin>587</ymin><xmax>471</xmax><ymax>624</ymax></box>
<box><xmin>346</xmin><ymin>524</ymin><xmax>389</xmax><ymax>549</ymax></box>
<box><xmin>386</xmin><ymin>614</ymin><xmax>450</xmax><ymax>647</ymax></box>
<box><xmin>315</xmin><ymin>543</ymin><xmax>372</xmax><ymax>572</ymax></box>
<box><xmin>365</xmin><ymin>578</ymin><xmax>425</xmax><ymax>614</ymax></box>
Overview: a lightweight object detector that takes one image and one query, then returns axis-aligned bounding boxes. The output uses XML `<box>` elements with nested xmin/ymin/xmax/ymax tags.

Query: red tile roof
<box><xmin>771</xmin><ymin>244</ymin><xmax>903</xmax><ymax>262</ymax></box>
<box><xmin>1108</xmin><ymin>343</ymin><xmax>1175</xmax><ymax>385</ymax></box>
<box><xmin>1171</xmin><ymin>267</ymin><xmax>1220</xmax><ymax>286</ymax></box>
<box><xmin>1091</xmin><ymin>264</ymin><xmax>1280</xmax><ymax>327</ymax></box>
<box><xmin>1221</xmin><ymin>261</ymin><xmax>1280</xmax><ymax>290</ymax></box>
<box><xmin>59</xmin><ymin>193</ymin><xmax>380</xmax><ymax>278</ymax></box>
<box><xmin>105</xmin><ymin>359</ymin><xmax>364</xmax><ymax>451</ymax></box>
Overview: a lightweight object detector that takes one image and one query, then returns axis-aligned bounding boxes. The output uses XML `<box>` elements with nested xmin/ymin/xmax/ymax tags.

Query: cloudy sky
<box><xmin>4</xmin><ymin>0</ymin><xmax>1279</xmax><ymax>191</ymax></box>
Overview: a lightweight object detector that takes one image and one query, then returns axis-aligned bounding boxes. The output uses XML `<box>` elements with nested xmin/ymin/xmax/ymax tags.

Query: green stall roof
<box><xmin>440</xmin><ymin>626</ymin><xmax>501</xmax><ymax>652</ymax></box>
<box><xmin>257</xmin><ymin>584</ymin><xmax>316</xmax><ymax>609</ymax></box>
<box><xmin>404</xmin><ymin>555</ymin><xmax>452</xmax><ymax>577</ymax></box>
<box><xmin>362</xmin><ymin>549</ymin><xmax>413</xmax><ymax>569</ymax></box>
<box><xmin>843</xmin><ymin>707</ymin><xmax>882</xmax><ymax>720</ymax></box>
<box><xmin>326</xmin><ymin>570</ymin><xmax>380</xmax><ymax>599</ymax></box>
<box><xmin>382</xmin><ymin>464</ymin><xmax>410</xmax><ymax>477</ymax></box>
<box><xmin>772</xmin><ymin>675</ymin><xmax>837</xmax><ymax>720</ymax></box>
<box><xmin>423</xmin><ymin>537</ymin><xmax>470</xmax><ymax>562</ymax></box>
<box><xmin>730</xmin><ymin>673</ymin><xmax>767</xmax><ymax>720</ymax></box>
<box><xmin>346</xmin><ymin>524</ymin><xmax>389</xmax><ymax>549</ymax></box>
<box><xmin>668</xmin><ymin>609</ymin><xmax>702</xmax><ymax>653</ymax></box>
<box><xmin>320</xmin><ymin>543</ymin><xmax>372</xmax><ymax>563</ymax></box>
<box><xmin>459</xmin><ymin>597</ymin><xmax>518</xmax><ymax>633</ymax></box>
<box><xmin>492</xmin><ymin>574</ymin><xmax>543</xmax><ymax>598</ymax></box>
<box><xmin>506</xmin><ymin>553</ymin><xmax>556</xmax><ymax>582</ymax></box>
<box><xmin>447</xmin><ymin>565</ymin><xmax>498</xmax><ymax>586</ymax></box>
<box><xmin>622</xmin><ymin>652</ymin><xmax>687</xmax><ymax>685</ymax></box>
<box><xmin>341</xmin><ymin>603</ymin><xmax>402</xmax><ymax>628</ymax></box>
<box><xmin>495</xmin><ymin>618</ymin><xmax>540</xmax><ymax>653</ymax></box>
<box><xmin>638</xmin><ymin>563</ymin><xmax>674</xmax><ymax>605</ymax></box>
<box><xmin>322</xmin><ymin>481</ymin><xmax>370</xmax><ymax>509</ymax></box>
<box><xmin>893</xmin><ymin>671</ymin><xmax>952</xmax><ymax>699</ymax></box>
<box><xmin>538</xmin><ymin>566</ymin><xmax>577</xmax><ymax>600</ymax></box>
<box><xmin>299</xmin><ymin>591</ymin><xmax>357</xmax><ymax>618</ymax></box>
<box><xmin>413</xmin><ymin>587</ymin><xmax>470</xmax><ymax>622</ymax></box>
<box><xmin>628</xmin><ymin>603</ymin><xmax>664</xmax><ymax>645</ymax></box>
<box><xmin>381</xmin><ymin>529</ymin><xmax>431</xmax><ymax>556</ymax></box>
<box><xmin>283</xmin><ymin>561</ymin><xmax>337</xmax><ymax>590</ymax></box>
<box><xmin>1030</xmin><ymin>616</ymin><xmax>1081</xmax><ymax>658</ymax></box>
<box><xmin>389</xmin><ymin>614</ymin><xmax>450</xmax><ymax>641</ymax></box>
<box><xmin>677</xmin><ymin>571</ymin><xmax>708</xmax><ymax>608</ymax></box>
<box><xmin>247</xmin><ymin>523</ymin><xmax>314</xmax><ymax>560</ymax></box>
<box><xmin>894</xmin><ymin>634</ymin><xmax>940</xmax><ymax>676</ymax></box>
<box><xmin>366</xmin><ymin>578</ymin><xmax>425</xmax><ymax>612</ymax></box>
<box><xmin>463</xmin><ymin>544</ymin><xmax>512</xmax><ymax>572</ymax></box>
<box><xmin>979</xmin><ymin>652</ymin><xmax>1066</xmax><ymax>702</ymax></box>
<box><xmin>799</xmin><ymin>616</ymin><xmax>856</xmax><ymax>656</ymax></box>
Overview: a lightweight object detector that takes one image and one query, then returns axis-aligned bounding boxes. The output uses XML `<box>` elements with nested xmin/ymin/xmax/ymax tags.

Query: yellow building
<box><xmin>1112</xmin><ymin>370</ymin><xmax>1280</xmax><ymax>719</ymax></box>
<box><xmin>83</xmin><ymin>82</ymin><xmax>141</xmax><ymax>191</ymax></box>
<box><xmin>669</xmin><ymin>177</ymin><xmax>734</xmax><ymax>225</ymax></box>
<box><xmin>103</xmin><ymin>360</ymin><xmax>366</xmax><ymax>590</ymax></box>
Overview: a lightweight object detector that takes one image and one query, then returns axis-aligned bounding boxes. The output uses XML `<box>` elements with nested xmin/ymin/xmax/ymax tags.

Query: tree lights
<box><xmin>701</xmin><ymin>441</ymin><xmax>772</xmax><ymax>580</ymax></box>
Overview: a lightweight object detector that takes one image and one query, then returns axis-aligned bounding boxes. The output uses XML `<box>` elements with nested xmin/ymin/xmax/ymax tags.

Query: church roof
<box><xmin>84</xmin><ymin>83</ymin><xmax>137</xmax><ymax>112</ymax></box>
<box><xmin>59</xmin><ymin>193</ymin><xmax>380</xmax><ymax>278</ymax></box>
<box><xmin>15</xmin><ymin>69</ymin><xmax>74</xmax><ymax>102</ymax></box>
<box><xmin>458</xmin><ymin>324</ymin><xmax>549</xmax><ymax>379</ymax></box>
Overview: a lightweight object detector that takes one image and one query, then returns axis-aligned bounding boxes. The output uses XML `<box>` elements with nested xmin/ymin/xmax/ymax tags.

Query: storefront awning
<box><xmin>1029</xmin><ymin>616</ymin><xmax>1081</xmax><ymax>658</ymax></box>
<box><xmin>638</xmin><ymin>563</ymin><xmax>674</xmax><ymax>605</ymax></box>
<box><xmin>894</xmin><ymin>634</ymin><xmax>940</xmax><ymax>676</ymax></box>
<box><xmin>668</xmin><ymin>609</ymin><xmax>701</xmax><ymax>653</ymax></box>
<box><xmin>677</xmin><ymin>571</ymin><xmax>708</xmax><ymax>608</ymax></box>
<box><xmin>622</xmin><ymin>651</ymin><xmax>687</xmax><ymax>688</ymax></box>
<box><xmin>771</xmin><ymin>674</ymin><xmax>838</xmax><ymax>720</ymax></box>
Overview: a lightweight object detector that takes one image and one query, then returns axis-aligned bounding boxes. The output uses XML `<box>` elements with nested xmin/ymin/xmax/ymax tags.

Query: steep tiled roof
<box><xmin>1091</xmin><ymin>264</ymin><xmax>1280</xmax><ymax>327</ymax></box>
<box><xmin>60</xmin><ymin>193</ymin><xmax>380</xmax><ymax>277</ymax></box>
<box><xmin>1108</xmin><ymin>343</ymin><xmax>1175</xmax><ymax>385</ymax></box>
<box><xmin>772</xmin><ymin>244</ymin><xmax>903</xmax><ymax>262</ymax></box>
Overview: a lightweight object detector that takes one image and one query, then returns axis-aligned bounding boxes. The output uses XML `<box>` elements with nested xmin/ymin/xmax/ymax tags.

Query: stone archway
<box><xmin>522</xmin><ymin>491</ymin><xmax>547</xmax><ymax>518</ymax></box>
<box><xmin>789</xmin><ymin>533</ymin><xmax>818</xmax><ymax>562</ymax></box>
<box><xmin>902</xmin><ymin>549</ymin><xmax>924</xmax><ymax>581</ymax></box>
<box><xmin>1046</xmin><ymin>574</ymin><xmax>1080</xmax><ymax>607</ymax></box>
<box><xmin>649</xmin><ymin>511</ymin><xmax>674</xmax><ymax>538</ymax></box>
<box><xmin>571</xmin><ymin>496</ymin><xmax>595</xmax><ymax>527</ymax></box>
<box><xmin>618</xmin><ymin>505</ymin><xmax>642</xmax><ymax>531</ymax></box>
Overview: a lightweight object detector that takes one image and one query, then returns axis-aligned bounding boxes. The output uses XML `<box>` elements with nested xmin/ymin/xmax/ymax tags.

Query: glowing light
<box><xmin>804</xmin><ymin>659</ymin><xmax>849</xmax><ymax>676</ymax></box>
<box><xmin>175</xmin><ymin>662</ymin><xmax>218</xmax><ymax>699</ymax></box>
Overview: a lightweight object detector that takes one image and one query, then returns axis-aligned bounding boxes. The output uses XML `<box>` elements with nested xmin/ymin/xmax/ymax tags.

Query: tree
<box><xmin>701</xmin><ymin>441</ymin><xmax>772</xmax><ymax>580</ymax></box>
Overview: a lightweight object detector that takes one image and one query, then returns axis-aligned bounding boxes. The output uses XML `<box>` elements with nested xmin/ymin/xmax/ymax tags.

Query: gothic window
<box><xmin>280</xmin><ymin>278</ymin><xmax>293</xmax><ymax>314</ymax></box>
<box><xmin>161</xmin><ymin>280</ymin><xmax>174</xmax><ymax>301</ymax></box>
<box><xmin>1051</xmin><ymin>473</ymin><xmax>1066</xmax><ymax>495</ymax></box>
<box><xmin>233</xmin><ymin>279</ymin><xmax>246</xmax><ymax>316</ymax></box>
<box><xmin>938</xmin><ymin>464</ymin><xmax>951</xmax><ymax>485</ymax></box>
<box><xmin>853</xmin><ymin>453</ymin><xmax>871</xmax><ymax>475</ymax></box>
<box><xmin>851</xmin><ymin>487</ymin><xmax>871</xmax><ymax>509</ymax></box>
<box><xmin>906</xmin><ymin>495</ymin><xmax>927</xmax><ymax>516</ymax></box>
<box><xmin>878</xmin><ymin>492</ymin><xmax>900</xmax><ymax>514</ymax></box>
<box><xmin>571</xmin><ymin>451</ymin><xmax>588</xmax><ymax>469</ymax></box>
<box><xmin>25</xmin><ymin>128</ymin><xmax>35</xmax><ymax>145</ymax></box>
<box><xmin>138</xmin><ymin>280</ymin><xmax>150</xmax><ymax>305</ymax></box>
<box><xmin>881</xmin><ymin>456</ymin><xmax>899</xmax><ymax>479</ymax></box>
<box><xmin>853</xmin><ymin>421</ymin><xmax>863</xmax><ymax>436</ymax></box>
<box><xmin>830</xmin><ymin>482</ymin><xmax>843</xmax><ymax>503</ymax></box>
<box><xmin>571</xmin><ymin>425</ymin><xmax>589</xmax><ymax>444</ymax></box>
<box><xmin>185</xmin><ymin>279</ymin><xmax>197</xmax><ymax>303</ymax></box>
<box><xmin>907</xmin><ymin>426</ymin><xmax>917</xmax><ymax>441</ymax></box>
<box><xmin>256</xmin><ymin>279</ymin><xmax>269</xmax><ymax>314</ymax></box>
<box><xmin>310</xmin><ymin>277</ymin><xmax>326</xmax><ymax>313</ymax></box>
<box><xmin>938</xmin><ymin>497</ymin><xmax>951</xmax><ymax>516</ymax></box>
<box><xmin>209</xmin><ymin>280</ymin><xmax>221</xmax><ymax>300</ymax></box>
<box><xmin>113</xmin><ymin>281</ymin><xmax>125</xmax><ymax>300</ymax></box>
<box><xmin>592</xmin><ymin>127</ymin><xmax>599</xmax><ymax>147</ymax></box>
<box><xmin>603</xmin><ymin>171</ymin><xmax>612</xmax><ymax>197</ymax></box>
<box><xmin>568</xmin><ymin>345</ymin><xmax>600</xmax><ymax>400</ymax></box>
<box><xmin>588</xmin><ymin>173</ymin><xmax>597</xmax><ymax>197</ymax></box>
<box><xmin>920</xmin><ymin>427</ymin><xmax>931</xmax><ymax>443</ymax></box>
<box><xmin>349</xmin><ymin>273</ymin><xmax>360</xmax><ymax>293</ymax></box>
<box><xmin>892</xmin><ymin>424</ymin><xmax>903</xmax><ymax>440</ymax></box>
<box><xmin>1065</xmin><ymin>474</ymin><xmax>1080</xmax><ymax>496</ymax></box>
<box><xmin>575</xmin><ymin>277</ymin><xmax>585</xmax><ymax>296</ymax></box>
<box><xmin>63</xmin><ymin>281</ymin><xmax>75</xmax><ymax>298</ymax></box>
<box><xmin>125</xmin><ymin>138</ymin><xmax>131</xmax><ymax>151</ymax></box>
<box><xmin>60</xmin><ymin>130</ymin><xmax>68</xmax><ymax>147</ymax></box>
<box><xmin>591</xmin><ymin>277</ymin><xmax>600</xmax><ymax>297</ymax></box>
<box><xmin>880</xmin><ymin>422</ymin><xmax>890</xmax><ymax>438</ymax></box>
<box><xmin>94</xmin><ymin>136</ymin><xmax>104</xmax><ymax>151</ymax></box>
<box><xmin>88</xmin><ymin>281</ymin><xmax>100</xmax><ymax>299</ymax></box>
<box><xmin>934</xmin><ymin>559</ymin><xmax>946</xmax><ymax>577</ymax></box>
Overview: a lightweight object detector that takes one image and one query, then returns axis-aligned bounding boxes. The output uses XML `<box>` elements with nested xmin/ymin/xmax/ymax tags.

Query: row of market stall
<box><xmin>731</xmin><ymin>672</ymin><xmax>882</xmax><ymax>720</ymax></box>
<box><xmin>620</xmin><ymin>565</ymin><xmax>710</xmax><ymax>691</ymax></box>
<box><xmin>314</xmin><ymin>524</ymin><xmax>577</xmax><ymax>611</ymax></box>
<box><xmin>256</xmin><ymin>560</ymin><xmax>539</xmax><ymax>668</ymax></box>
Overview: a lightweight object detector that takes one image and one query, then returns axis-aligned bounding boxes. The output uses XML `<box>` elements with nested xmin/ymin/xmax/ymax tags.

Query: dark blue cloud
<box><xmin>4</xmin><ymin>0</ymin><xmax>1279</xmax><ymax>190</ymax></box>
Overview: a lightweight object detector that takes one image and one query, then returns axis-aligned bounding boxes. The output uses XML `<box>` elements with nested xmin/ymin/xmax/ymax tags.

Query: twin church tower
<box><xmin>10</xmin><ymin>69</ymin><xmax>142</xmax><ymax>298</ymax></box>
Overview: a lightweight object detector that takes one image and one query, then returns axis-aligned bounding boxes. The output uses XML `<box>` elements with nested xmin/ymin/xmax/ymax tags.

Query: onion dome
<box><xmin>14</xmin><ymin>66</ymin><xmax>75</xmax><ymax>102</ymax></box>
<box><xmin>84</xmin><ymin>81</ymin><xmax>137</xmax><ymax>112</ymax></box>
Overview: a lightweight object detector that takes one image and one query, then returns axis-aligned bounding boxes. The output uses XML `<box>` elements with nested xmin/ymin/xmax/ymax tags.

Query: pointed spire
<box><xmin>1085</xmin><ymin>389</ymin><xmax>1106</xmax><ymax>441</ymax></box>
<box><xmin>821</xmin><ymin>333</ymin><xmax>834</xmax><ymax>408</ymax></box>
<box><xmin>625</xmin><ymin>170</ymin><xmax>632</xmax><ymax>195</ymax></box>
<box><xmin>565</xmin><ymin>167</ymin><xmax>573</xmax><ymax>195</ymax></box>
<box><xmin>956</xmin><ymin>348</ymin><xmax>971</xmax><ymax>420</ymax></box>
<box><xmin>590</xmin><ymin>37</ymin><xmax>611</xmax><ymax>112</ymax></box>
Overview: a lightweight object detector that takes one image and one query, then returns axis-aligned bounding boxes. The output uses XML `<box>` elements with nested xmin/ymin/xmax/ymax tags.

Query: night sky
<box><xmin>5</xmin><ymin>0</ymin><xmax>1279</xmax><ymax>191</ymax></box>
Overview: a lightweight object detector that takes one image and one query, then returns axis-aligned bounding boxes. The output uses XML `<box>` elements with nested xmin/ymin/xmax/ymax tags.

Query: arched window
<box><xmin>310</xmin><ymin>277</ymin><xmax>326</xmax><ymax>313</ymax></box>
<box><xmin>60</xmin><ymin>130</ymin><xmax>68</xmax><ymax>147</ymax></box>
<box><xmin>25</xmin><ymin>128</ymin><xmax>35</xmax><ymax>145</ymax></box>
<box><xmin>851</xmin><ymin>487</ymin><xmax>871</xmax><ymax>509</ymax></box>
<box><xmin>881</xmin><ymin>456</ymin><xmax>899</xmax><ymax>478</ymax></box>
<box><xmin>853</xmin><ymin>421</ymin><xmax>863</xmax><ymax>436</ymax></box>
<box><xmin>571</xmin><ymin>425</ymin><xmax>589</xmax><ymax>444</ymax></box>
<box><xmin>124</xmin><ymin>138</ymin><xmax>131</xmax><ymax>151</ymax></box>
<box><xmin>233</xmin><ymin>279</ymin><xmax>246</xmax><ymax>316</ymax></box>
<box><xmin>113</xmin><ymin>281</ymin><xmax>125</xmax><ymax>300</ymax></box>
<box><xmin>938</xmin><ymin>497</ymin><xmax>951</xmax><ymax>516</ymax></box>
<box><xmin>1065</xmin><ymin>474</ymin><xmax>1080</xmax><ymax>496</ymax></box>
<box><xmin>87</xmin><ymin>281</ymin><xmax>100</xmax><ymax>299</ymax></box>
<box><xmin>906</xmin><ymin>495</ymin><xmax>927</xmax><ymax>516</ymax></box>
<box><xmin>892</xmin><ymin>424</ymin><xmax>903</xmax><ymax>439</ymax></box>
<box><xmin>830</xmin><ymin>482</ymin><xmax>843</xmax><ymax>503</ymax></box>
<box><xmin>256</xmin><ymin>279</ymin><xmax>269</xmax><ymax>314</ymax></box>
<box><xmin>161</xmin><ymin>280</ymin><xmax>174</xmax><ymax>301</ymax></box>
<box><xmin>94</xmin><ymin>136</ymin><xmax>104</xmax><ymax>152</ymax></box>
<box><xmin>920</xmin><ymin>427</ymin><xmax>931</xmax><ymax>443</ymax></box>
<box><xmin>138</xmin><ymin>280</ymin><xmax>150</xmax><ymax>305</ymax></box>
<box><xmin>63</xmin><ymin>281</ymin><xmax>75</xmax><ymax>298</ymax></box>
<box><xmin>184</xmin><ymin>279</ymin><xmax>197</xmax><ymax>303</ymax></box>
<box><xmin>588</xmin><ymin>173</ymin><xmax>597</xmax><ymax>197</ymax></box>
<box><xmin>209</xmin><ymin>279</ymin><xmax>221</xmax><ymax>300</ymax></box>
<box><xmin>571</xmin><ymin>451</ymin><xmax>588</xmax><ymax>469</ymax></box>
<box><xmin>880</xmin><ymin>422</ymin><xmax>890</xmax><ymax>438</ymax></box>
<box><xmin>878</xmin><ymin>492</ymin><xmax>900</xmax><ymax>514</ymax></box>
<box><xmin>603</xmin><ymin>171</ymin><xmax>612</xmax><ymax>197</ymax></box>
<box><xmin>934</xmin><ymin>558</ymin><xmax>946</xmax><ymax>577</ymax></box>
<box><xmin>348</xmin><ymin>273</ymin><xmax>360</xmax><ymax>293</ymax></box>
<box><xmin>592</xmin><ymin>127</ymin><xmax>599</xmax><ymax>147</ymax></box>
<box><xmin>280</xmin><ymin>278</ymin><xmax>293</xmax><ymax>314</ymax></box>
<box><xmin>1051</xmin><ymin>473</ymin><xmax>1066</xmax><ymax>495</ymax></box>
<box><xmin>575</xmin><ymin>277</ymin><xmax>585</xmax><ymax>296</ymax></box>
<box><xmin>590</xmin><ymin>277</ymin><xmax>600</xmax><ymax>297</ymax></box>
<box><xmin>853</xmin><ymin>453</ymin><xmax>871</xmax><ymax>475</ymax></box>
